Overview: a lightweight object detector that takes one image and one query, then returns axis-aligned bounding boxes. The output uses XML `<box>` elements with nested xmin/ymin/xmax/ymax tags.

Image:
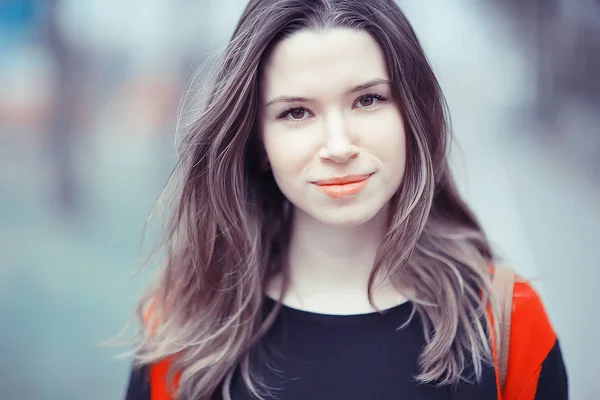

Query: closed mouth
<box><xmin>313</xmin><ymin>174</ymin><xmax>372</xmax><ymax>186</ymax></box>
<box><xmin>312</xmin><ymin>174</ymin><xmax>373</xmax><ymax>198</ymax></box>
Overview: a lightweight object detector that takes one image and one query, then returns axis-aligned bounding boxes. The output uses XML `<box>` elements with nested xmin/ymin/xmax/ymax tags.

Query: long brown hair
<box><xmin>133</xmin><ymin>0</ymin><xmax>498</xmax><ymax>398</ymax></box>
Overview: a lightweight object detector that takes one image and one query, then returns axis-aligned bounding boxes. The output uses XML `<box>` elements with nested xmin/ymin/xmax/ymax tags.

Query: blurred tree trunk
<box><xmin>42</xmin><ymin>0</ymin><xmax>78</xmax><ymax>215</ymax></box>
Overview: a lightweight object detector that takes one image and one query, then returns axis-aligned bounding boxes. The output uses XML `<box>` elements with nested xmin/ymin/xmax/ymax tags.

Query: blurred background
<box><xmin>1</xmin><ymin>0</ymin><xmax>598</xmax><ymax>398</ymax></box>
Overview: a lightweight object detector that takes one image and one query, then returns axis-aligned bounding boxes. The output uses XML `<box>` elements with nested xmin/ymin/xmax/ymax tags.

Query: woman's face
<box><xmin>259</xmin><ymin>28</ymin><xmax>407</xmax><ymax>228</ymax></box>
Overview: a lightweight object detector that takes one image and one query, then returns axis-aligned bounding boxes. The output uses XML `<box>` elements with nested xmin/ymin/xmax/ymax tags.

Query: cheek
<box><xmin>359</xmin><ymin>110</ymin><xmax>407</xmax><ymax>165</ymax></box>
<box><xmin>262</xmin><ymin>127</ymin><xmax>320</xmax><ymax>175</ymax></box>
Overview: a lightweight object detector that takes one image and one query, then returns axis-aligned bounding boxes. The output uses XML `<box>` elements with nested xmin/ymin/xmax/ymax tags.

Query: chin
<box><xmin>309</xmin><ymin>204</ymin><xmax>385</xmax><ymax>228</ymax></box>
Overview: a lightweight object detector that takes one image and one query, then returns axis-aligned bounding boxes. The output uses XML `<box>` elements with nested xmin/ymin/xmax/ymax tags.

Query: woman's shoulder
<box><xmin>504</xmin><ymin>273</ymin><xmax>566</xmax><ymax>399</ymax></box>
<box><xmin>491</xmin><ymin>265</ymin><xmax>553</xmax><ymax>335</ymax></box>
<box><xmin>510</xmin><ymin>276</ymin><xmax>555</xmax><ymax>344</ymax></box>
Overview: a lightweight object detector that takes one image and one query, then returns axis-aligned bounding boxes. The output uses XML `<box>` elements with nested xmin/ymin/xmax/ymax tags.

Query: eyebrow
<box><xmin>264</xmin><ymin>78</ymin><xmax>390</xmax><ymax>108</ymax></box>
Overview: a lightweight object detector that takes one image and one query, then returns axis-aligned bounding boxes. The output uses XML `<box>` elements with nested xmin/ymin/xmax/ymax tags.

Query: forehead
<box><xmin>261</xmin><ymin>28</ymin><xmax>389</xmax><ymax>99</ymax></box>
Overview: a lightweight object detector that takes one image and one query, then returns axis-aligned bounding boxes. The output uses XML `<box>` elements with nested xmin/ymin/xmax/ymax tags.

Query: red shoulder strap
<box><xmin>489</xmin><ymin>273</ymin><xmax>557</xmax><ymax>400</ymax></box>
<box><xmin>143</xmin><ymin>299</ymin><xmax>181</xmax><ymax>400</ymax></box>
<box><xmin>492</xmin><ymin>266</ymin><xmax>516</xmax><ymax>392</ymax></box>
<box><xmin>149</xmin><ymin>358</ymin><xmax>180</xmax><ymax>400</ymax></box>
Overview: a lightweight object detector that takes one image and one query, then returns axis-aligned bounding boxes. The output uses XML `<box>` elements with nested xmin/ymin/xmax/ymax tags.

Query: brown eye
<box><xmin>355</xmin><ymin>94</ymin><xmax>385</xmax><ymax>109</ymax></box>
<box><xmin>359</xmin><ymin>95</ymin><xmax>375</xmax><ymax>107</ymax></box>
<box><xmin>290</xmin><ymin>108</ymin><xmax>306</xmax><ymax>119</ymax></box>
<box><xmin>277</xmin><ymin>107</ymin><xmax>313</xmax><ymax>121</ymax></box>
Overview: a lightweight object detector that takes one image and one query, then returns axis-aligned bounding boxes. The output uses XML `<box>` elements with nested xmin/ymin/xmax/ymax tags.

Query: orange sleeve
<box><xmin>502</xmin><ymin>279</ymin><xmax>558</xmax><ymax>400</ymax></box>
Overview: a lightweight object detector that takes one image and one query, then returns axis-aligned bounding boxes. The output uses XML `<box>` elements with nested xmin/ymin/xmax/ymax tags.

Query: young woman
<box><xmin>124</xmin><ymin>0</ymin><xmax>568</xmax><ymax>399</ymax></box>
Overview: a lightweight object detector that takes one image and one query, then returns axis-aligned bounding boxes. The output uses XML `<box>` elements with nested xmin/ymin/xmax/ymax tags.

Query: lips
<box><xmin>313</xmin><ymin>174</ymin><xmax>372</xmax><ymax>186</ymax></box>
<box><xmin>313</xmin><ymin>174</ymin><xmax>372</xmax><ymax>198</ymax></box>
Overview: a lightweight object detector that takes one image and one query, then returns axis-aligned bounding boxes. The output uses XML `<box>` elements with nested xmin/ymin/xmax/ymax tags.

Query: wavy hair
<box><xmin>132</xmin><ymin>0</ymin><xmax>498</xmax><ymax>398</ymax></box>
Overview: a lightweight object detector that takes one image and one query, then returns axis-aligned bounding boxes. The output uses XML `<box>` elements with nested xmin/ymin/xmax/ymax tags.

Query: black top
<box><xmin>125</xmin><ymin>298</ymin><xmax>567</xmax><ymax>399</ymax></box>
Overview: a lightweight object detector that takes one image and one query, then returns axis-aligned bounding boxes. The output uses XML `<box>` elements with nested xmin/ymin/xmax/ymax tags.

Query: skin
<box><xmin>260</xmin><ymin>28</ymin><xmax>408</xmax><ymax>314</ymax></box>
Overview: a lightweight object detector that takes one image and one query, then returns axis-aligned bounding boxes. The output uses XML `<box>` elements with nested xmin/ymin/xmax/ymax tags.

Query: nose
<box><xmin>318</xmin><ymin>113</ymin><xmax>359</xmax><ymax>163</ymax></box>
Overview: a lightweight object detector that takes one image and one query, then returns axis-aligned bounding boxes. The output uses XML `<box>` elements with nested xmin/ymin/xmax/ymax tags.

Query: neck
<box><xmin>269</xmin><ymin>205</ymin><xmax>405</xmax><ymax>314</ymax></box>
